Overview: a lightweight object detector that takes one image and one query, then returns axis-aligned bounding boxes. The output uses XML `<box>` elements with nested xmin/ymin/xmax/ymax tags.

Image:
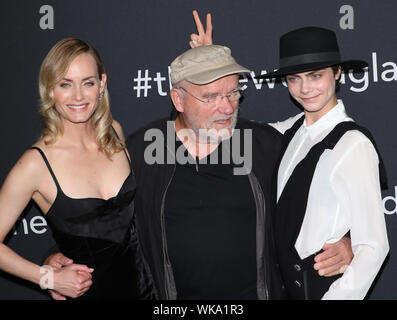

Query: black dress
<box><xmin>32</xmin><ymin>147</ymin><xmax>154</xmax><ymax>300</ymax></box>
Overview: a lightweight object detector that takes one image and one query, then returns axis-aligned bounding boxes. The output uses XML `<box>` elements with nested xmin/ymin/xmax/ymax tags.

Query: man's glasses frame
<box><xmin>175</xmin><ymin>86</ymin><xmax>243</xmax><ymax>104</ymax></box>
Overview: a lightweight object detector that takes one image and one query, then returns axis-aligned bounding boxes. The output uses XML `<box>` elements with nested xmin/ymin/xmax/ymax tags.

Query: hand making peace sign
<box><xmin>189</xmin><ymin>10</ymin><xmax>214</xmax><ymax>48</ymax></box>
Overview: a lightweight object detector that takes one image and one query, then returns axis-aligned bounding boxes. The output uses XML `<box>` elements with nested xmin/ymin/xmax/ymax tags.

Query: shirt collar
<box><xmin>302</xmin><ymin>99</ymin><xmax>351</xmax><ymax>139</ymax></box>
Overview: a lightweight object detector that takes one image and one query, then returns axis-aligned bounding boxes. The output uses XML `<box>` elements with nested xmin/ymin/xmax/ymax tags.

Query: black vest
<box><xmin>274</xmin><ymin>116</ymin><xmax>387</xmax><ymax>300</ymax></box>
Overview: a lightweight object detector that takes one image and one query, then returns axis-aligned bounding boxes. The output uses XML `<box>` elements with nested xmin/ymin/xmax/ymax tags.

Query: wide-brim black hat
<box><xmin>256</xmin><ymin>26</ymin><xmax>368</xmax><ymax>79</ymax></box>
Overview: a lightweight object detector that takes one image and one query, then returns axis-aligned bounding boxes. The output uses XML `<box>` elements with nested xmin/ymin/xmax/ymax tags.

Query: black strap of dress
<box><xmin>30</xmin><ymin>146</ymin><xmax>61</xmax><ymax>191</ymax></box>
<box><xmin>111</xmin><ymin>126</ymin><xmax>132</xmax><ymax>166</ymax></box>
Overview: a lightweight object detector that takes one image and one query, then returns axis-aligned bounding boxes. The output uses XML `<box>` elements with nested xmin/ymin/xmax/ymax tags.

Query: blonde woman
<box><xmin>0</xmin><ymin>38</ymin><xmax>153</xmax><ymax>299</ymax></box>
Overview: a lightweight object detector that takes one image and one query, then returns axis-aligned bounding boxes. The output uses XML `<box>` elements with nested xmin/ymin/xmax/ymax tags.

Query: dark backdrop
<box><xmin>0</xmin><ymin>0</ymin><xmax>396</xmax><ymax>299</ymax></box>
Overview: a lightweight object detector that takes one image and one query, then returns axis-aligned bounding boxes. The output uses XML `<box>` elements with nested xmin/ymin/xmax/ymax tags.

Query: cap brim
<box><xmin>255</xmin><ymin>59</ymin><xmax>368</xmax><ymax>79</ymax></box>
<box><xmin>186</xmin><ymin>63</ymin><xmax>250</xmax><ymax>84</ymax></box>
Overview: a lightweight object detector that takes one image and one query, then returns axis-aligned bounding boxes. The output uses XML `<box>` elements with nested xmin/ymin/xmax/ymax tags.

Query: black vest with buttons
<box><xmin>274</xmin><ymin>116</ymin><xmax>387</xmax><ymax>300</ymax></box>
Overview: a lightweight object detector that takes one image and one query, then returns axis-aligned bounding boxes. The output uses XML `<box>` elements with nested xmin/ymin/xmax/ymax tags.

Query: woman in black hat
<box><xmin>190</xmin><ymin>13</ymin><xmax>389</xmax><ymax>300</ymax></box>
<box><xmin>256</xmin><ymin>27</ymin><xmax>389</xmax><ymax>300</ymax></box>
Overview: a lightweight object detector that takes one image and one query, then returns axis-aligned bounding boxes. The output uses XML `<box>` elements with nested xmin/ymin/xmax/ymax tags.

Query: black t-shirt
<box><xmin>164</xmin><ymin>139</ymin><xmax>257</xmax><ymax>299</ymax></box>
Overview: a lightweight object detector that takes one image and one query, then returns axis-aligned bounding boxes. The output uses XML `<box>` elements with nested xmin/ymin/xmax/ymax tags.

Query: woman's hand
<box><xmin>43</xmin><ymin>252</ymin><xmax>73</xmax><ymax>269</ymax></box>
<box><xmin>51</xmin><ymin>264</ymin><xmax>94</xmax><ymax>299</ymax></box>
<box><xmin>189</xmin><ymin>10</ymin><xmax>213</xmax><ymax>48</ymax></box>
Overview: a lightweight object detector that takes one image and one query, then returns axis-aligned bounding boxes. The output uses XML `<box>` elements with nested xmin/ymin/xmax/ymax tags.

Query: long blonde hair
<box><xmin>38</xmin><ymin>38</ymin><xmax>124</xmax><ymax>158</ymax></box>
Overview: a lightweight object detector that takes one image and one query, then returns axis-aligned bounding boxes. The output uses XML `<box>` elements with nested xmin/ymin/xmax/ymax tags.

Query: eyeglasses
<box><xmin>176</xmin><ymin>86</ymin><xmax>243</xmax><ymax>104</ymax></box>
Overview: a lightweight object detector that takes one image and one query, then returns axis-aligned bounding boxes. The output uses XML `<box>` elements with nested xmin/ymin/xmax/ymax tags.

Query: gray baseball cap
<box><xmin>170</xmin><ymin>45</ymin><xmax>250</xmax><ymax>85</ymax></box>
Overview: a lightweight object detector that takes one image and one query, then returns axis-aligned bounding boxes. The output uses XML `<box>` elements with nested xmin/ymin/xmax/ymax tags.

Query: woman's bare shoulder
<box><xmin>112</xmin><ymin>119</ymin><xmax>126</xmax><ymax>141</ymax></box>
<box><xmin>5</xmin><ymin>143</ymin><xmax>50</xmax><ymax>189</ymax></box>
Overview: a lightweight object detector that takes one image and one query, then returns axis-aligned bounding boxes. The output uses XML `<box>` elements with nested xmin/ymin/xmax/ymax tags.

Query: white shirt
<box><xmin>270</xmin><ymin>100</ymin><xmax>389</xmax><ymax>300</ymax></box>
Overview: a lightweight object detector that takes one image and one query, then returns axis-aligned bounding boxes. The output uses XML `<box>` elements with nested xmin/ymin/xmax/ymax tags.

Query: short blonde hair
<box><xmin>38</xmin><ymin>38</ymin><xmax>124</xmax><ymax>158</ymax></box>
